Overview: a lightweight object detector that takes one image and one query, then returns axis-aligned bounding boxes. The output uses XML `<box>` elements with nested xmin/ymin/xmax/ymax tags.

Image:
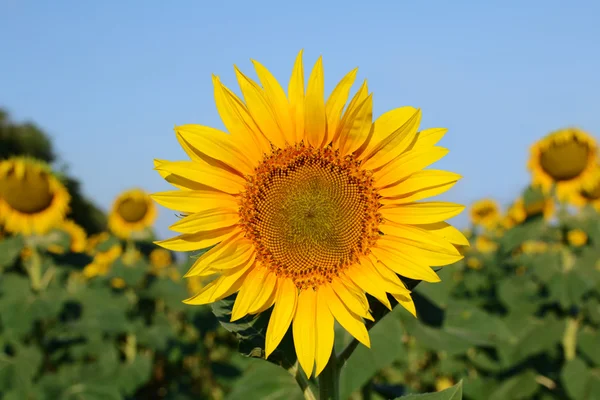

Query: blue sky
<box><xmin>1</xmin><ymin>0</ymin><xmax>599</xmax><ymax>240</ymax></box>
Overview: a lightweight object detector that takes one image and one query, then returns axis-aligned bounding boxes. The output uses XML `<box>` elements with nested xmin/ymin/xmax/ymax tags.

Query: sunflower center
<box><xmin>0</xmin><ymin>168</ymin><xmax>54</xmax><ymax>214</ymax></box>
<box><xmin>116</xmin><ymin>198</ymin><xmax>148</xmax><ymax>223</ymax></box>
<box><xmin>539</xmin><ymin>139</ymin><xmax>591</xmax><ymax>181</ymax></box>
<box><xmin>475</xmin><ymin>207</ymin><xmax>495</xmax><ymax>219</ymax></box>
<box><xmin>240</xmin><ymin>145</ymin><xmax>382</xmax><ymax>289</ymax></box>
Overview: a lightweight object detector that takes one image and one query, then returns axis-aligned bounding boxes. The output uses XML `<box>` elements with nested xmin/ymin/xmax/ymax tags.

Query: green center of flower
<box><xmin>117</xmin><ymin>197</ymin><xmax>148</xmax><ymax>223</ymax></box>
<box><xmin>240</xmin><ymin>145</ymin><xmax>382</xmax><ymax>289</ymax></box>
<box><xmin>0</xmin><ymin>168</ymin><xmax>54</xmax><ymax>214</ymax></box>
<box><xmin>539</xmin><ymin>140</ymin><xmax>591</xmax><ymax>181</ymax></box>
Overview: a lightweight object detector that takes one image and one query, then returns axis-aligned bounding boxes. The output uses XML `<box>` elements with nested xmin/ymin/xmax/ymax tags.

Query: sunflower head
<box><xmin>153</xmin><ymin>51</ymin><xmax>466</xmax><ymax>377</ymax></box>
<box><xmin>474</xmin><ymin>236</ymin><xmax>498</xmax><ymax>254</ymax></box>
<box><xmin>568</xmin><ymin>163</ymin><xmax>600</xmax><ymax>210</ymax></box>
<box><xmin>149</xmin><ymin>248</ymin><xmax>173</xmax><ymax>270</ymax></box>
<box><xmin>0</xmin><ymin>156</ymin><xmax>70</xmax><ymax>235</ymax></box>
<box><xmin>469</xmin><ymin>199</ymin><xmax>500</xmax><ymax>229</ymax></box>
<box><xmin>529</xmin><ymin>128</ymin><xmax>598</xmax><ymax>199</ymax></box>
<box><xmin>108</xmin><ymin>188</ymin><xmax>157</xmax><ymax>240</ymax></box>
<box><xmin>567</xmin><ymin>229</ymin><xmax>588</xmax><ymax>247</ymax></box>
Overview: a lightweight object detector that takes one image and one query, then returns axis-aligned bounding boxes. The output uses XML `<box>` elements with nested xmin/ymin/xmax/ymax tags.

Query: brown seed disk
<box><xmin>239</xmin><ymin>144</ymin><xmax>382</xmax><ymax>289</ymax></box>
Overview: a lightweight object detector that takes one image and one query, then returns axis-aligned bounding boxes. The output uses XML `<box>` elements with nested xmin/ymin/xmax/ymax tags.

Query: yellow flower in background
<box><xmin>108</xmin><ymin>188</ymin><xmax>157</xmax><ymax>240</ymax></box>
<box><xmin>568</xmin><ymin>164</ymin><xmax>600</xmax><ymax>210</ymax></box>
<box><xmin>86</xmin><ymin>232</ymin><xmax>110</xmax><ymax>254</ymax></box>
<box><xmin>567</xmin><ymin>229</ymin><xmax>588</xmax><ymax>247</ymax></box>
<box><xmin>111</xmin><ymin>277</ymin><xmax>127</xmax><ymax>289</ymax></box>
<box><xmin>466</xmin><ymin>257</ymin><xmax>483</xmax><ymax>270</ymax></box>
<box><xmin>152</xmin><ymin>51</ymin><xmax>466</xmax><ymax>377</ymax></box>
<box><xmin>474</xmin><ymin>236</ymin><xmax>498</xmax><ymax>254</ymax></box>
<box><xmin>0</xmin><ymin>157</ymin><xmax>70</xmax><ymax>235</ymax></box>
<box><xmin>521</xmin><ymin>240</ymin><xmax>549</xmax><ymax>254</ymax></box>
<box><xmin>82</xmin><ymin>261</ymin><xmax>112</xmax><ymax>279</ymax></box>
<box><xmin>149</xmin><ymin>248</ymin><xmax>173</xmax><ymax>270</ymax></box>
<box><xmin>528</xmin><ymin>128</ymin><xmax>597</xmax><ymax>199</ymax></box>
<box><xmin>435</xmin><ymin>377</ymin><xmax>455</xmax><ymax>392</ymax></box>
<box><xmin>48</xmin><ymin>219</ymin><xmax>88</xmax><ymax>254</ymax></box>
<box><xmin>470</xmin><ymin>199</ymin><xmax>500</xmax><ymax>229</ymax></box>
<box><xmin>94</xmin><ymin>244</ymin><xmax>122</xmax><ymax>265</ymax></box>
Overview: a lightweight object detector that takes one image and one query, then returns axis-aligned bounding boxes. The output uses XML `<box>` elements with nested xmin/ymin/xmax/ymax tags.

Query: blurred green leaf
<box><xmin>0</xmin><ymin>235</ymin><xmax>24</xmax><ymax>268</ymax></box>
<box><xmin>393</xmin><ymin>381</ymin><xmax>462</xmax><ymax>399</ymax></box>
<box><xmin>226</xmin><ymin>358</ymin><xmax>304</xmax><ymax>400</ymax></box>
<box><xmin>488</xmin><ymin>370</ymin><xmax>538</xmax><ymax>400</ymax></box>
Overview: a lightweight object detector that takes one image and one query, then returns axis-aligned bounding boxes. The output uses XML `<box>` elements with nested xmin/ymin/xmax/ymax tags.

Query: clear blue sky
<box><xmin>2</xmin><ymin>0</ymin><xmax>599</xmax><ymax>240</ymax></box>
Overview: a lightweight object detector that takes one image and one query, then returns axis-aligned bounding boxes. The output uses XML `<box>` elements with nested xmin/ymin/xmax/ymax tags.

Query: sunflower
<box><xmin>528</xmin><ymin>128</ymin><xmax>598</xmax><ymax>199</ymax></box>
<box><xmin>505</xmin><ymin>194</ymin><xmax>554</xmax><ymax>229</ymax></box>
<box><xmin>0</xmin><ymin>156</ymin><xmax>70</xmax><ymax>235</ymax></box>
<box><xmin>469</xmin><ymin>199</ymin><xmax>500</xmax><ymax>229</ymax></box>
<box><xmin>152</xmin><ymin>51</ymin><xmax>466</xmax><ymax>377</ymax></box>
<box><xmin>474</xmin><ymin>236</ymin><xmax>498</xmax><ymax>254</ymax></box>
<box><xmin>568</xmin><ymin>164</ymin><xmax>600</xmax><ymax>210</ymax></box>
<box><xmin>149</xmin><ymin>248</ymin><xmax>173</xmax><ymax>270</ymax></box>
<box><xmin>48</xmin><ymin>219</ymin><xmax>87</xmax><ymax>254</ymax></box>
<box><xmin>567</xmin><ymin>229</ymin><xmax>587</xmax><ymax>247</ymax></box>
<box><xmin>108</xmin><ymin>188</ymin><xmax>157</xmax><ymax>240</ymax></box>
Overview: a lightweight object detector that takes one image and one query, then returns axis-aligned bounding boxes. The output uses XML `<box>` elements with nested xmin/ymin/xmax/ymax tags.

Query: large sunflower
<box><xmin>153</xmin><ymin>52</ymin><xmax>466</xmax><ymax>377</ymax></box>
<box><xmin>469</xmin><ymin>199</ymin><xmax>500</xmax><ymax>229</ymax></box>
<box><xmin>108</xmin><ymin>188</ymin><xmax>157</xmax><ymax>240</ymax></box>
<box><xmin>568</xmin><ymin>164</ymin><xmax>600</xmax><ymax>211</ymax></box>
<box><xmin>0</xmin><ymin>156</ymin><xmax>70</xmax><ymax>235</ymax></box>
<box><xmin>528</xmin><ymin>128</ymin><xmax>597</xmax><ymax>199</ymax></box>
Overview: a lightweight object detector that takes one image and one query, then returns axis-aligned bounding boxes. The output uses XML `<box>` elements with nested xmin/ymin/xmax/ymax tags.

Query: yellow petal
<box><xmin>304</xmin><ymin>56</ymin><xmax>327</xmax><ymax>148</ymax></box>
<box><xmin>323</xmin><ymin>285</ymin><xmax>370</xmax><ymax>348</ymax></box>
<box><xmin>184</xmin><ymin>232</ymin><xmax>243</xmax><ymax>277</ymax></box>
<box><xmin>293</xmin><ymin>289</ymin><xmax>317</xmax><ymax>378</ymax></box>
<box><xmin>235</xmin><ymin>66</ymin><xmax>287</xmax><ymax>149</ymax></box>
<box><xmin>265</xmin><ymin>278</ymin><xmax>298</xmax><ymax>359</ymax></box>
<box><xmin>412</xmin><ymin>222</ymin><xmax>470</xmax><ymax>246</ymax></box>
<box><xmin>209</xmin><ymin>244</ymin><xmax>255</xmax><ymax>273</ymax></box>
<box><xmin>213</xmin><ymin>75</ymin><xmax>271</xmax><ymax>156</ymax></box>
<box><xmin>381</xmin><ymin>236</ymin><xmax>463</xmax><ymax>267</ymax></box>
<box><xmin>392</xmin><ymin>293</ymin><xmax>417</xmax><ymax>317</ymax></box>
<box><xmin>314</xmin><ymin>286</ymin><xmax>335</xmax><ymax>376</ymax></box>
<box><xmin>169</xmin><ymin>208</ymin><xmax>239</xmax><ymax>234</ymax></box>
<box><xmin>381</xmin><ymin>202</ymin><xmax>465</xmax><ymax>225</ymax></box>
<box><xmin>369</xmin><ymin>256</ymin><xmax>411</xmax><ymax>295</ymax></box>
<box><xmin>155</xmin><ymin>160</ymin><xmax>246</xmax><ymax>195</ymax></box>
<box><xmin>379</xmin><ymin>223</ymin><xmax>457</xmax><ymax>253</ymax></box>
<box><xmin>338</xmin><ymin>94</ymin><xmax>373</xmax><ymax>156</ymax></box>
<box><xmin>370</xmin><ymin>245</ymin><xmax>441</xmax><ymax>282</ymax></box>
<box><xmin>288</xmin><ymin>50</ymin><xmax>305</xmax><ymax>143</ymax></box>
<box><xmin>251</xmin><ymin>59</ymin><xmax>295</xmax><ymax>144</ymax></box>
<box><xmin>183</xmin><ymin>261</ymin><xmax>253</xmax><ymax>305</ymax></box>
<box><xmin>155</xmin><ymin>226</ymin><xmax>239</xmax><ymax>252</ymax></box>
<box><xmin>325</xmin><ymin>68</ymin><xmax>358</xmax><ymax>139</ymax></box>
<box><xmin>154</xmin><ymin>159</ymin><xmax>208</xmax><ymax>191</ymax></box>
<box><xmin>345</xmin><ymin>262</ymin><xmax>391</xmax><ymax>309</ymax></box>
<box><xmin>379</xmin><ymin>170</ymin><xmax>461</xmax><ymax>201</ymax></box>
<box><xmin>231</xmin><ymin>267</ymin><xmax>267</xmax><ymax>321</ymax></box>
<box><xmin>411</xmin><ymin>127</ymin><xmax>447</xmax><ymax>149</ymax></box>
<box><xmin>361</xmin><ymin>108</ymin><xmax>422</xmax><ymax>171</ymax></box>
<box><xmin>374</xmin><ymin>147</ymin><xmax>449</xmax><ymax>189</ymax></box>
<box><xmin>333</xmin><ymin>80</ymin><xmax>368</xmax><ymax>144</ymax></box>
<box><xmin>247</xmin><ymin>270</ymin><xmax>278</xmax><ymax>314</ymax></box>
<box><xmin>331</xmin><ymin>278</ymin><xmax>370</xmax><ymax>318</ymax></box>
<box><xmin>151</xmin><ymin>190</ymin><xmax>239</xmax><ymax>214</ymax></box>
<box><xmin>175</xmin><ymin>124</ymin><xmax>256</xmax><ymax>174</ymax></box>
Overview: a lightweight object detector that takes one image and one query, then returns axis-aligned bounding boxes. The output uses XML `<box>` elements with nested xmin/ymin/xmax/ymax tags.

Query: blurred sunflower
<box><xmin>149</xmin><ymin>248</ymin><xmax>173</xmax><ymax>270</ymax></box>
<box><xmin>567</xmin><ymin>229</ymin><xmax>587</xmax><ymax>247</ymax></box>
<box><xmin>0</xmin><ymin>156</ymin><xmax>70</xmax><ymax>235</ymax></box>
<box><xmin>469</xmin><ymin>199</ymin><xmax>500</xmax><ymax>229</ymax></box>
<box><xmin>569</xmin><ymin>164</ymin><xmax>600</xmax><ymax>210</ymax></box>
<box><xmin>504</xmin><ymin>194</ymin><xmax>554</xmax><ymax>229</ymax></box>
<box><xmin>48</xmin><ymin>219</ymin><xmax>87</xmax><ymax>254</ymax></box>
<box><xmin>474</xmin><ymin>236</ymin><xmax>498</xmax><ymax>254</ymax></box>
<box><xmin>153</xmin><ymin>51</ymin><xmax>466</xmax><ymax>377</ymax></box>
<box><xmin>108</xmin><ymin>188</ymin><xmax>157</xmax><ymax>240</ymax></box>
<box><xmin>528</xmin><ymin>128</ymin><xmax>597</xmax><ymax>199</ymax></box>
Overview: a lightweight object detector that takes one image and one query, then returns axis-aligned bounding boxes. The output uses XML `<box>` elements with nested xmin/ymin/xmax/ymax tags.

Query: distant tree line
<box><xmin>0</xmin><ymin>108</ymin><xmax>107</xmax><ymax>234</ymax></box>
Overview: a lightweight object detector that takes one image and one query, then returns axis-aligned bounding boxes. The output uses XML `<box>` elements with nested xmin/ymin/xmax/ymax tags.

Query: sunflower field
<box><xmin>1</xmin><ymin>58</ymin><xmax>600</xmax><ymax>400</ymax></box>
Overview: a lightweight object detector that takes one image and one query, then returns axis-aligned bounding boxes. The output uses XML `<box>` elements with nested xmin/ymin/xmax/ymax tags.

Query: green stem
<box><xmin>288</xmin><ymin>363</ymin><xmax>317</xmax><ymax>400</ymax></box>
<box><xmin>26</xmin><ymin>249</ymin><xmax>43</xmax><ymax>291</ymax></box>
<box><xmin>319</xmin><ymin>349</ymin><xmax>340</xmax><ymax>400</ymax></box>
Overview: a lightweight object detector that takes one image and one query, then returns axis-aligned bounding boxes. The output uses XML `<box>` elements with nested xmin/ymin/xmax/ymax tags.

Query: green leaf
<box><xmin>225</xmin><ymin>358</ymin><xmax>304</xmax><ymax>400</ymax></box>
<box><xmin>562</xmin><ymin>357</ymin><xmax>592</xmax><ymax>400</ymax></box>
<box><xmin>499</xmin><ymin>218</ymin><xmax>545</xmax><ymax>254</ymax></box>
<box><xmin>414</xmin><ymin>267</ymin><xmax>456</xmax><ymax>309</ymax></box>
<box><xmin>487</xmin><ymin>370</ymin><xmax>539</xmax><ymax>400</ymax></box>
<box><xmin>0</xmin><ymin>345</ymin><xmax>43</xmax><ymax>394</ymax></box>
<box><xmin>443</xmin><ymin>300</ymin><xmax>513</xmax><ymax>347</ymax></box>
<box><xmin>212</xmin><ymin>294</ymin><xmax>297</xmax><ymax>369</ymax></box>
<box><xmin>339</xmin><ymin>307</ymin><xmax>408</xmax><ymax>399</ymax></box>
<box><xmin>109</xmin><ymin>257</ymin><xmax>147</xmax><ymax>287</ymax></box>
<box><xmin>0</xmin><ymin>235</ymin><xmax>24</xmax><ymax>268</ymax></box>
<box><xmin>578</xmin><ymin>328</ymin><xmax>600</xmax><ymax>366</ymax></box>
<box><xmin>393</xmin><ymin>381</ymin><xmax>463</xmax><ymax>399</ymax></box>
<box><xmin>115</xmin><ymin>354</ymin><xmax>153</xmax><ymax>396</ymax></box>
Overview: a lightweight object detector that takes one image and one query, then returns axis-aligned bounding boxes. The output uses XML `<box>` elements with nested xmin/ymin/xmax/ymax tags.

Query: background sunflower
<box><xmin>108</xmin><ymin>188</ymin><xmax>157</xmax><ymax>240</ymax></box>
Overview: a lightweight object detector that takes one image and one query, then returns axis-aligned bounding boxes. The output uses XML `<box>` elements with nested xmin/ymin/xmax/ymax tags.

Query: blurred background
<box><xmin>1</xmin><ymin>1</ymin><xmax>600</xmax><ymax>399</ymax></box>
